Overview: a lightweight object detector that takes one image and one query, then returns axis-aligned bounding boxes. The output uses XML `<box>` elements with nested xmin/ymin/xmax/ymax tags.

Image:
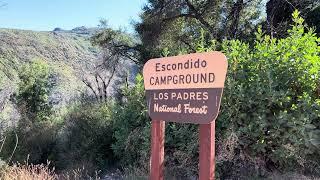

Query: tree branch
<box><xmin>184</xmin><ymin>0</ymin><xmax>215</xmax><ymax>36</ymax></box>
<box><xmin>228</xmin><ymin>0</ymin><xmax>244</xmax><ymax>38</ymax></box>
<box><xmin>162</xmin><ymin>13</ymin><xmax>195</xmax><ymax>22</ymax></box>
<box><xmin>82</xmin><ymin>79</ymin><xmax>99</xmax><ymax>101</ymax></box>
<box><xmin>94</xmin><ymin>74</ymin><xmax>103</xmax><ymax>102</ymax></box>
<box><xmin>104</xmin><ymin>65</ymin><xmax>117</xmax><ymax>100</ymax></box>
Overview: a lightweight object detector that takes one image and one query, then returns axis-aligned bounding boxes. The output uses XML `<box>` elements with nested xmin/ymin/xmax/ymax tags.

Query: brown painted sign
<box><xmin>143</xmin><ymin>52</ymin><xmax>228</xmax><ymax>124</ymax></box>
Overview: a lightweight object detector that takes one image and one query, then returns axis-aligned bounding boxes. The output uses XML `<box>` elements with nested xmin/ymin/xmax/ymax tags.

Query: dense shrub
<box><xmin>2</xmin><ymin>102</ymin><xmax>114</xmax><ymax>175</ymax></box>
<box><xmin>15</xmin><ymin>59</ymin><xmax>55</xmax><ymax>122</ymax></box>
<box><xmin>111</xmin><ymin>74</ymin><xmax>151</xmax><ymax>169</ymax></box>
<box><xmin>218</xmin><ymin>10</ymin><xmax>320</xmax><ymax>174</ymax></box>
<box><xmin>55</xmin><ymin>103</ymin><xmax>114</xmax><ymax>172</ymax></box>
<box><xmin>1</xmin><ymin>121</ymin><xmax>57</xmax><ymax>165</ymax></box>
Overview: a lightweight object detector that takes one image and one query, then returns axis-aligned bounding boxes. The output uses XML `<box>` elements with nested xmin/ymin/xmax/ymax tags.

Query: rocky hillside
<box><xmin>0</xmin><ymin>27</ymin><xmax>99</xmax><ymax>71</ymax></box>
<box><xmin>0</xmin><ymin>27</ymin><xmax>137</xmax><ymax>129</ymax></box>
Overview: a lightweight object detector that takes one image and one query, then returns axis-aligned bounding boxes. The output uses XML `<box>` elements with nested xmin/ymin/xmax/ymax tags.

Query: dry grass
<box><xmin>0</xmin><ymin>162</ymin><xmax>57</xmax><ymax>180</ymax></box>
<box><xmin>0</xmin><ymin>162</ymin><xmax>101</xmax><ymax>180</ymax></box>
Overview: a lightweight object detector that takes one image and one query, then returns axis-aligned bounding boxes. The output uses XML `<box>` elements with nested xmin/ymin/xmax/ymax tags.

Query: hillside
<box><xmin>0</xmin><ymin>27</ymin><xmax>136</xmax><ymax>129</ymax></box>
<box><xmin>0</xmin><ymin>27</ymin><xmax>99</xmax><ymax>71</ymax></box>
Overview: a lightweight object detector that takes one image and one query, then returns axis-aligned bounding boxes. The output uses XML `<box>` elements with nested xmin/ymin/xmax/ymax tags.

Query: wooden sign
<box><xmin>143</xmin><ymin>52</ymin><xmax>228</xmax><ymax>124</ymax></box>
<box><xmin>143</xmin><ymin>51</ymin><xmax>228</xmax><ymax>180</ymax></box>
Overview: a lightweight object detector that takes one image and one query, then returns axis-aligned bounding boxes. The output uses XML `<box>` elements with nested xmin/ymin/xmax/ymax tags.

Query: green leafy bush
<box><xmin>15</xmin><ymin>59</ymin><xmax>54</xmax><ymax>122</ymax></box>
<box><xmin>111</xmin><ymin>74</ymin><xmax>150</xmax><ymax>169</ymax></box>
<box><xmin>218</xmin><ymin>10</ymin><xmax>320</xmax><ymax>173</ymax></box>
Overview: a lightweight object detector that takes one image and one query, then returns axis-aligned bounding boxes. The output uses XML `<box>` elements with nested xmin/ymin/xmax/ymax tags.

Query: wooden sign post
<box><xmin>143</xmin><ymin>52</ymin><xmax>228</xmax><ymax>180</ymax></box>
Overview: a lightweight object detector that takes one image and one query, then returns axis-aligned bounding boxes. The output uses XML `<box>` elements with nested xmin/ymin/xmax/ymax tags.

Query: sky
<box><xmin>0</xmin><ymin>0</ymin><xmax>147</xmax><ymax>32</ymax></box>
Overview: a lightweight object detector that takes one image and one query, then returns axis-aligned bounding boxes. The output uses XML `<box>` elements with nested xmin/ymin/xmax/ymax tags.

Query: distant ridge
<box><xmin>52</xmin><ymin>26</ymin><xmax>100</xmax><ymax>36</ymax></box>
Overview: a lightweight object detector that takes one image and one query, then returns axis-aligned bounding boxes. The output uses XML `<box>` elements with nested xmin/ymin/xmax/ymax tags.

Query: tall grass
<box><xmin>0</xmin><ymin>162</ymin><xmax>101</xmax><ymax>180</ymax></box>
<box><xmin>0</xmin><ymin>162</ymin><xmax>57</xmax><ymax>180</ymax></box>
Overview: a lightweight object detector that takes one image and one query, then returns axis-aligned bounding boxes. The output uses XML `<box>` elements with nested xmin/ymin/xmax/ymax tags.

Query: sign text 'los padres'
<box><xmin>143</xmin><ymin>52</ymin><xmax>228</xmax><ymax>124</ymax></box>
